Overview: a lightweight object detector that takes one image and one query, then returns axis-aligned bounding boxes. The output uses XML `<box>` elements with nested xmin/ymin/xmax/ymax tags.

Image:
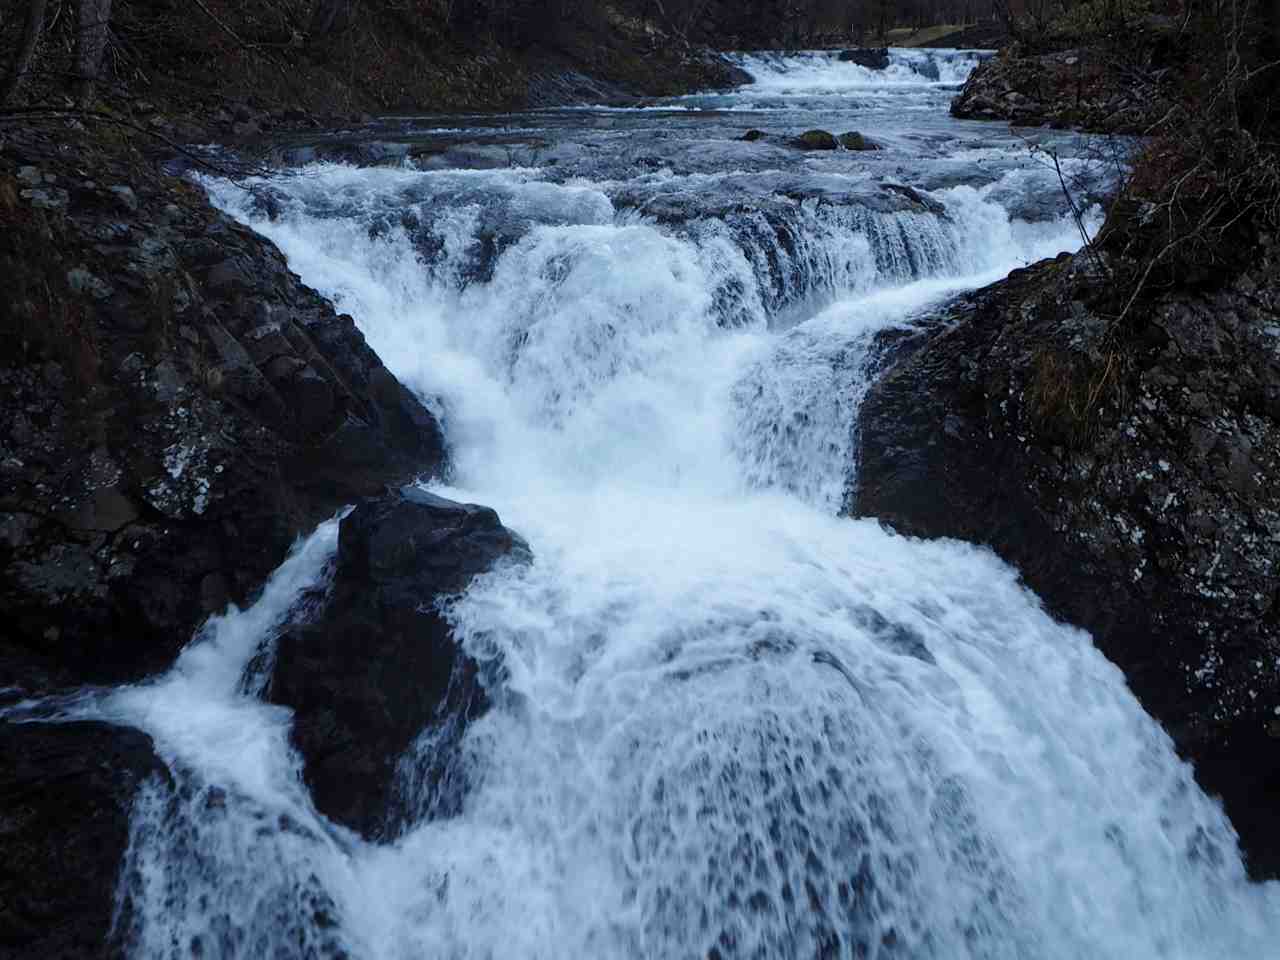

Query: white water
<box><xmin>727</xmin><ymin>49</ymin><xmax>987</xmax><ymax>91</ymax></box>
<box><xmin>27</xmin><ymin>51</ymin><xmax>1280</xmax><ymax>959</ymax></box>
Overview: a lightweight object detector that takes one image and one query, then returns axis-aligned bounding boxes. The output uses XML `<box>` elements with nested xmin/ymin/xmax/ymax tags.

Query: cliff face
<box><xmin>854</xmin><ymin>245</ymin><xmax>1280</xmax><ymax>879</ymax></box>
<box><xmin>0</xmin><ymin>124</ymin><xmax>445</xmax><ymax>692</ymax></box>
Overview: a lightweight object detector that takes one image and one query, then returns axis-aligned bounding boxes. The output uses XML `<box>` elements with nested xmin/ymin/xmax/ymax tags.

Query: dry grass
<box><xmin>1026</xmin><ymin>347</ymin><xmax>1126</xmax><ymax>446</ymax></box>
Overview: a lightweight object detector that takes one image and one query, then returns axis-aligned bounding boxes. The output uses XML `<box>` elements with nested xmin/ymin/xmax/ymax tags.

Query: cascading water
<box><xmin>726</xmin><ymin>49</ymin><xmax>989</xmax><ymax>91</ymax></box>
<box><xmin>13</xmin><ymin>48</ymin><xmax>1280</xmax><ymax>959</ymax></box>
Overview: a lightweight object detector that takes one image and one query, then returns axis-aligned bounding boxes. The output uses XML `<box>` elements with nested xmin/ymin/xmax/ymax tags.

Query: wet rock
<box><xmin>878</xmin><ymin>182</ymin><xmax>945</xmax><ymax>215</ymax></box>
<box><xmin>740</xmin><ymin>129</ymin><xmax>767</xmax><ymax>142</ymax></box>
<box><xmin>66</xmin><ymin>265</ymin><xmax>114</xmax><ymax>299</ymax></box>
<box><xmin>839</xmin><ymin>48</ymin><xmax>890</xmax><ymax>70</ymax></box>
<box><xmin>838</xmin><ymin>131</ymin><xmax>880</xmax><ymax>151</ymax></box>
<box><xmin>1</xmin><ymin>128</ymin><xmax>446</xmax><ymax>691</ymax></box>
<box><xmin>108</xmin><ymin>185</ymin><xmax>139</xmax><ymax>212</ymax></box>
<box><xmin>854</xmin><ymin>247</ymin><xmax>1280</xmax><ymax>879</ymax></box>
<box><xmin>0</xmin><ymin>722</ymin><xmax>166</xmax><ymax>956</ymax></box>
<box><xmin>792</xmin><ymin>129</ymin><xmax>839</xmax><ymax>151</ymax></box>
<box><xmin>270</xmin><ymin>488</ymin><xmax>530</xmax><ymax>840</ymax></box>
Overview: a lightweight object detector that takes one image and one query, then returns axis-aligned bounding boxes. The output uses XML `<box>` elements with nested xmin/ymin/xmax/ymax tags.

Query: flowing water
<box><xmin>17</xmin><ymin>49</ymin><xmax>1280</xmax><ymax>958</ymax></box>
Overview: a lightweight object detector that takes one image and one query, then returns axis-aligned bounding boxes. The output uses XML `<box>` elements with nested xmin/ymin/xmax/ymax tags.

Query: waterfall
<box><xmin>725</xmin><ymin>49</ymin><xmax>991</xmax><ymax>91</ymax></box>
<box><xmin>20</xmin><ymin>48</ymin><xmax>1280</xmax><ymax>960</ymax></box>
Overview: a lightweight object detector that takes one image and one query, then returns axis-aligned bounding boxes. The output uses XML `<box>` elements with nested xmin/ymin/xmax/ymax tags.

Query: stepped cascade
<box><xmin>8</xmin><ymin>47</ymin><xmax>1279</xmax><ymax>960</ymax></box>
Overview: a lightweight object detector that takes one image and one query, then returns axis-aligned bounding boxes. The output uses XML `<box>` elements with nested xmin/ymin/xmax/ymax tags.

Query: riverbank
<box><xmin>854</xmin><ymin>243</ymin><xmax>1280</xmax><ymax>879</ymax></box>
<box><xmin>870</xmin><ymin>0</ymin><xmax>1280</xmax><ymax>879</ymax></box>
<box><xmin>3</xmin><ymin>0</ymin><xmax>747</xmax><ymax>138</ymax></box>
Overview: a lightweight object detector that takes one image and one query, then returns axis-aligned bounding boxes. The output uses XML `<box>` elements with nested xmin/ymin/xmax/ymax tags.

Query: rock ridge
<box><xmin>854</xmin><ymin>245</ymin><xmax>1280</xmax><ymax>879</ymax></box>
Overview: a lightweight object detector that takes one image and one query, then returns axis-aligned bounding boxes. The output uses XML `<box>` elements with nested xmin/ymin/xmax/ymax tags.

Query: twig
<box><xmin>187</xmin><ymin>0</ymin><xmax>291</xmax><ymax>78</ymax></box>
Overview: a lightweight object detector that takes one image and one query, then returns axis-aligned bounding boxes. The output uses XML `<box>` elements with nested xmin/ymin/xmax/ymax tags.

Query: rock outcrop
<box><xmin>950</xmin><ymin>28</ymin><xmax>1180</xmax><ymax>133</ymax></box>
<box><xmin>0</xmin><ymin>721</ymin><xmax>166</xmax><ymax>956</ymax></box>
<box><xmin>0</xmin><ymin>125</ymin><xmax>445</xmax><ymax>693</ymax></box>
<box><xmin>854</xmin><ymin>246</ymin><xmax>1280</xmax><ymax>879</ymax></box>
<box><xmin>269</xmin><ymin>488</ymin><xmax>529</xmax><ymax>840</ymax></box>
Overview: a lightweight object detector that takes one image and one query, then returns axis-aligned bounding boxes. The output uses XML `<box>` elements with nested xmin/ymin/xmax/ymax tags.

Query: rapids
<box><xmin>15</xmin><ymin>48</ymin><xmax>1280</xmax><ymax>959</ymax></box>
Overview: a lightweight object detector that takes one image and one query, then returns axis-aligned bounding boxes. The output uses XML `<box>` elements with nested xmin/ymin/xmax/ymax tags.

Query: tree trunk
<box><xmin>76</xmin><ymin>0</ymin><xmax>111</xmax><ymax>105</ymax></box>
<box><xmin>1</xmin><ymin>0</ymin><xmax>48</xmax><ymax>106</ymax></box>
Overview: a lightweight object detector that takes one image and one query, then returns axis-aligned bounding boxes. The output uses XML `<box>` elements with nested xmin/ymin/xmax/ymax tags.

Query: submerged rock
<box><xmin>270</xmin><ymin>488</ymin><xmax>529</xmax><ymax>840</ymax></box>
<box><xmin>838</xmin><ymin>131</ymin><xmax>880</xmax><ymax>151</ymax></box>
<box><xmin>0</xmin><ymin>126</ymin><xmax>445</xmax><ymax>692</ymax></box>
<box><xmin>792</xmin><ymin>129</ymin><xmax>840</xmax><ymax>151</ymax></box>
<box><xmin>0</xmin><ymin>722</ymin><xmax>165</xmax><ymax>956</ymax></box>
<box><xmin>854</xmin><ymin>247</ymin><xmax>1280</xmax><ymax>879</ymax></box>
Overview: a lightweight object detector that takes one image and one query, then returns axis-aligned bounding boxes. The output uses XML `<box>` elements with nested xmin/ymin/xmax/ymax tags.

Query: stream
<box><xmin>29</xmin><ymin>48</ymin><xmax>1280</xmax><ymax>959</ymax></box>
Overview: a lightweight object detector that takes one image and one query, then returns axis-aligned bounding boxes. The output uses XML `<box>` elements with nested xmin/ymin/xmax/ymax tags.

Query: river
<box><xmin>42</xmin><ymin>49</ymin><xmax>1280</xmax><ymax>958</ymax></box>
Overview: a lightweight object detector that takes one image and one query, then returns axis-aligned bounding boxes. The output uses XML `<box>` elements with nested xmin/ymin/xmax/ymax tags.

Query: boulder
<box><xmin>853</xmin><ymin>248</ymin><xmax>1280</xmax><ymax>879</ymax></box>
<box><xmin>270</xmin><ymin>488</ymin><xmax>530</xmax><ymax>840</ymax></box>
<box><xmin>1</xmin><ymin>124</ymin><xmax>445</xmax><ymax>693</ymax></box>
<box><xmin>839</xmin><ymin>48</ymin><xmax>890</xmax><ymax>70</ymax></box>
<box><xmin>950</xmin><ymin>46</ymin><xmax>1174</xmax><ymax>133</ymax></box>
<box><xmin>792</xmin><ymin>129</ymin><xmax>839</xmax><ymax>151</ymax></box>
<box><xmin>740</xmin><ymin>129</ymin><xmax>767</xmax><ymax>142</ymax></box>
<box><xmin>0</xmin><ymin>722</ymin><xmax>166</xmax><ymax>956</ymax></box>
<box><xmin>838</xmin><ymin>131</ymin><xmax>880</xmax><ymax>151</ymax></box>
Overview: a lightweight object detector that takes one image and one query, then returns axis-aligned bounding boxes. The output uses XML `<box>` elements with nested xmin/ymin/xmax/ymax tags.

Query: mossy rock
<box><xmin>793</xmin><ymin>129</ymin><xmax>838</xmax><ymax>150</ymax></box>
<box><xmin>838</xmin><ymin>131</ymin><xmax>881</xmax><ymax>151</ymax></box>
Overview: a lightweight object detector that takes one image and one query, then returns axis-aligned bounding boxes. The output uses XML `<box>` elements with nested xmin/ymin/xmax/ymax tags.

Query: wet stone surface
<box><xmin>855</xmin><ymin>245</ymin><xmax>1280</xmax><ymax>879</ymax></box>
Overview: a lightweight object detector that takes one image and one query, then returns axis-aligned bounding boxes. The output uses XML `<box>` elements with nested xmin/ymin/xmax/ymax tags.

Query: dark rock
<box><xmin>740</xmin><ymin>129</ymin><xmax>767</xmax><ymax>142</ymax></box>
<box><xmin>839</xmin><ymin>48</ymin><xmax>890</xmax><ymax>70</ymax></box>
<box><xmin>838</xmin><ymin>131</ymin><xmax>880</xmax><ymax>151</ymax></box>
<box><xmin>878</xmin><ymin>182</ymin><xmax>946</xmax><ymax>215</ymax></box>
<box><xmin>913</xmin><ymin>57</ymin><xmax>941</xmax><ymax>81</ymax></box>
<box><xmin>950</xmin><ymin>45</ymin><xmax>1175</xmax><ymax>133</ymax></box>
<box><xmin>1</xmin><ymin>127</ymin><xmax>446</xmax><ymax>692</ymax></box>
<box><xmin>0</xmin><ymin>722</ymin><xmax>166</xmax><ymax>957</ymax></box>
<box><xmin>854</xmin><ymin>248</ymin><xmax>1280</xmax><ymax>880</ymax></box>
<box><xmin>270</xmin><ymin>488</ymin><xmax>530</xmax><ymax>840</ymax></box>
<box><xmin>792</xmin><ymin>129</ymin><xmax>839</xmax><ymax>151</ymax></box>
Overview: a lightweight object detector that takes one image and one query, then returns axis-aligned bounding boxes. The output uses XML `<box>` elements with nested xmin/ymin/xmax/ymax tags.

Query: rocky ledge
<box><xmin>854</xmin><ymin>245</ymin><xmax>1280</xmax><ymax>878</ymax></box>
<box><xmin>950</xmin><ymin>21</ymin><xmax>1183</xmax><ymax>133</ymax></box>
<box><xmin>1</xmin><ymin>123</ymin><xmax>446</xmax><ymax>693</ymax></box>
